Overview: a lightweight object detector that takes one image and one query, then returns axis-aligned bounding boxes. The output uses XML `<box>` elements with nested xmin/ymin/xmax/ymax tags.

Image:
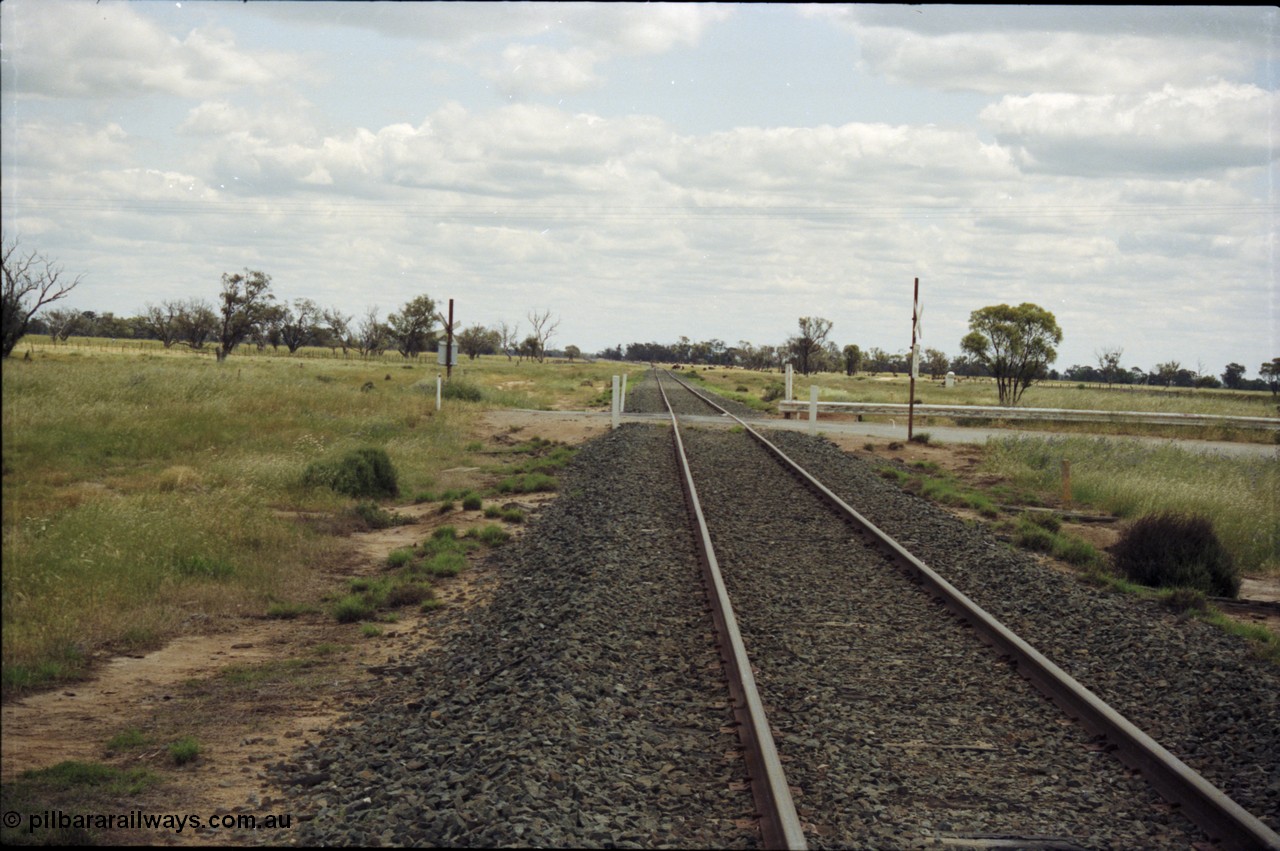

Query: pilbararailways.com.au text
<box><xmin>6</xmin><ymin>808</ymin><xmax>293</xmax><ymax>834</ymax></box>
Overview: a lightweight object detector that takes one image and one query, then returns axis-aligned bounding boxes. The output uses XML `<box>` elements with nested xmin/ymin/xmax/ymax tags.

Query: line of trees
<box><xmin>19</xmin><ymin>295</ymin><xmax>575</xmax><ymax>367</ymax></box>
<box><xmin>4</xmin><ymin>242</ymin><xmax>571</xmax><ymax>366</ymax></box>
<box><xmin>599</xmin><ymin>308</ymin><xmax>1279</xmax><ymax>401</ymax></box>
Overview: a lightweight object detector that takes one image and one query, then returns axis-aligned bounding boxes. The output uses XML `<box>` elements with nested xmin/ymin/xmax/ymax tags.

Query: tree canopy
<box><xmin>216</xmin><ymin>269</ymin><xmax>275</xmax><ymax>362</ymax></box>
<box><xmin>960</xmin><ymin>302</ymin><xmax>1062</xmax><ymax>405</ymax></box>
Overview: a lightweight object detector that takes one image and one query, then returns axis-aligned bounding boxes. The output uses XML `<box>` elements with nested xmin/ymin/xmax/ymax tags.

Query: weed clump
<box><xmin>441</xmin><ymin>380</ymin><xmax>483</xmax><ymax>402</ymax></box>
<box><xmin>303</xmin><ymin>448</ymin><xmax>398</xmax><ymax>498</ymax></box>
<box><xmin>168</xmin><ymin>736</ymin><xmax>201</xmax><ymax>766</ymax></box>
<box><xmin>1112</xmin><ymin>511</ymin><xmax>1239</xmax><ymax>598</ymax></box>
<box><xmin>761</xmin><ymin>382</ymin><xmax>785</xmax><ymax>403</ymax></box>
<box><xmin>351</xmin><ymin>501</ymin><xmax>411</xmax><ymax>529</ymax></box>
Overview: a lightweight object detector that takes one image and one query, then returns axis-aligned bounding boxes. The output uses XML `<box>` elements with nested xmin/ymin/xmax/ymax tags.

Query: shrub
<box><xmin>423</xmin><ymin>551</ymin><xmax>467</xmax><ymax>577</ymax></box>
<box><xmin>909</xmin><ymin>432</ymin><xmax>931</xmax><ymax>445</ymax></box>
<box><xmin>462</xmin><ymin>493</ymin><xmax>483</xmax><ymax>511</ymax></box>
<box><xmin>168</xmin><ymin>736</ymin><xmax>201</xmax><ymax>766</ymax></box>
<box><xmin>441</xmin><ymin>380</ymin><xmax>483</xmax><ymax>402</ymax></box>
<box><xmin>384</xmin><ymin>581</ymin><xmax>433</xmax><ymax>608</ymax></box>
<box><xmin>303</xmin><ymin>448</ymin><xmax>398</xmax><ymax>498</ymax></box>
<box><xmin>1112</xmin><ymin>512</ymin><xmax>1239</xmax><ymax>598</ymax></box>
<box><xmin>1051</xmin><ymin>535</ymin><xmax>1102</xmax><ymax>568</ymax></box>
<box><xmin>331</xmin><ymin>594</ymin><xmax>376</xmax><ymax>623</ymax></box>
<box><xmin>1162</xmin><ymin>587</ymin><xmax>1207</xmax><ymax>614</ymax></box>
<box><xmin>385</xmin><ymin>548</ymin><xmax>414</xmax><ymax>568</ymax></box>
<box><xmin>1022</xmin><ymin>511</ymin><xmax>1062</xmax><ymax>533</ymax></box>
<box><xmin>761</xmin><ymin>382</ymin><xmax>785</xmax><ymax>402</ymax></box>
<box><xmin>1014</xmin><ymin>521</ymin><xmax>1056</xmax><ymax>553</ymax></box>
<box><xmin>468</xmin><ymin>524</ymin><xmax>510</xmax><ymax>546</ymax></box>
<box><xmin>352</xmin><ymin>501</ymin><xmax>410</xmax><ymax>529</ymax></box>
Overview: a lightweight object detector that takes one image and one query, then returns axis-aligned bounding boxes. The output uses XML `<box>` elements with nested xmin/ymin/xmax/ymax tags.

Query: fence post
<box><xmin>612</xmin><ymin>375</ymin><xmax>621</xmax><ymax>430</ymax></box>
<box><xmin>621</xmin><ymin>373</ymin><xmax>628</xmax><ymax>413</ymax></box>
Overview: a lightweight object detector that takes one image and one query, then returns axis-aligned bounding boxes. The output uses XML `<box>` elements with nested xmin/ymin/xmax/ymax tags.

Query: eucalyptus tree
<box><xmin>388</xmin><ymin>295</ymin><xmax>438</xmax><ymax>359</ymax></box>
<box><xmin>960</xmin><ymin>303</ymin><xmax>1062</xmax><ymax>405</ymax></box>
<box><xmin>215</xmin><ymin>269</ymin><xmax>275</xmax><ymax>362</ymax></box>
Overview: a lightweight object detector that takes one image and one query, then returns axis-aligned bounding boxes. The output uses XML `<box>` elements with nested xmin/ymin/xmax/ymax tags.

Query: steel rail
<box><xmin>653</xmin><ymin>372</ymin><xmax>808</xmax><ymax>851</ymax></box>
<box><xmin>659</xmin><ymin>369</ymin><xmax>1280</xmax><ymax>851</ymax></box>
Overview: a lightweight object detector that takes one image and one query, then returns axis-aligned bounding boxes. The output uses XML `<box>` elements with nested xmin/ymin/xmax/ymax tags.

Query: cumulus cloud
<box><xmin>814</xmin><ymin>5</ymin><xmax>1273</xmax><ymax>95</ymax></box>
<box><xmin>0</xmin><ymin>0</ymin><xmax>305</xmax><ymax>99</ymax></box>
<box><xmin>5</xmin><ymin>120</ymin><xmax>133</xmax><ymax>171</ymax></box>
<box><xmin>982</xmin><ymin>83</ymin><xmax>1279</xmax><ymax>176</ymax></box>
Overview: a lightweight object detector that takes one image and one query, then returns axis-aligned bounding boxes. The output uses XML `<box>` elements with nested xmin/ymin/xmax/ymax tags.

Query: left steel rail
<box><xmin>654</xmin><ymin>371</ymin><xmax>808</xmax><ymax>851</ymax></box>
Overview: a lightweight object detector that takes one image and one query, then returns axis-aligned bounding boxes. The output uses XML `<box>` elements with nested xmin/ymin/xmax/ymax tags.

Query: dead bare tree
<box><xmin>527</xmin><ymin>309</ymin><xmax>560</xmax><ymax>363</ymax></box>
<box><xmin>498</xmin><ymin>321</ymin><xmax>520</xmax><ymax>362</ymax></box>
<box><xmin>2</xmin><ymin>235</ymin><xmax>84</xmax><ymax>358</ymax></box>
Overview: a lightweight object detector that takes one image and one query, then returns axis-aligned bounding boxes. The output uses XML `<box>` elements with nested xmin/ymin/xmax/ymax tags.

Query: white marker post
<box><xmin>785</xmin><ymin>363</ymin><xmax>794</xmax><ymax>402</ymax></box>
<box><xmin>436</xmin><ymin>374</ymin><xmax>442</xmax><ymax>412</ymax></box>
<box><xmin>808</xmin><ymin>384</ymin><xmax>819</xmax><ymax>434</ymax></box>
<box><xmin>611</xmin><ymin>375</ymin><xmax>621</xmax><ymax>430</ymax></box>
<box><xmin>621</xmin><ymin>373</ymin><xmax>628</xmax><ymax>413</ymax></box>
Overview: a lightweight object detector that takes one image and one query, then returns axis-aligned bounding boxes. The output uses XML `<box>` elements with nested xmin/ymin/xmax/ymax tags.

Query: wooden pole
<box><xmin>908</xmin><ymin>277</ymin><xmax>919</xmax><ymax>441</ymax></box>
<box><xmin>445</xmin><ymin>298</ymin><xmax>454</xmax><ymax>380</ymax></box>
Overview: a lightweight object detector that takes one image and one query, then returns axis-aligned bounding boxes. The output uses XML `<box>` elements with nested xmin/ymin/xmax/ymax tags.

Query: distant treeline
<box><xmin>597</xmin><ymin>337</ymin><xmax>1278</xmax><ymax>393</ymax></box>
<box><xmin>21</xmin><ymin>310</ymin><xmax>1279</xmax><ymax>394</ymax></box>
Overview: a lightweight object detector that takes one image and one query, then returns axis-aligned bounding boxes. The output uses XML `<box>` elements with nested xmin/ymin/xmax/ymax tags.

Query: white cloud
<box><xmin>814</xmin><ymin>6</ymin><xmax>1274</xmax><ymax>96</ymax></box>
<box><xmin>0</xmin><ymin>0</ymin><xmax>305</xmax><ymax>99</ymax></box>
<box><xmin>6</xmin><ymin>120</ymin><xmax>133</xmax><ymax>170</ymax></box>
<box><xmin>981</xmin><ymin>83</ymin><xmax>1279</xmax><ymax>176</ymax></box>
<box><xmin>487</xmin><ymin>44</ymin><xmax>603</xmax><ymax>97</ymax></box>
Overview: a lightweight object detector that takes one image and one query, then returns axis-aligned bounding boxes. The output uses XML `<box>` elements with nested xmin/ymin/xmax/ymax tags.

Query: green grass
<box><xmin>496</xmin><ymin>472</ymin><xmax>558</xmax><ymax>494</ymax></box>
<box><xmin>984</xmin><ymin>435</ymin><xmax>1279</xmax><ymax>575</ymax></box>
<box><xmin>167</xmin><ymin>736</ymin><xmax>201</xmax><ymax>766</ymax></box>
<box><xmin>105</xmin><ymin>728</ymin><xmax>152</xmax><ymax>752</ymax></box>
<box><xmin>1</xmin><ymin>342</ymin><xmax>635</xmax><ymax>696</ymax></box>
<box><xmin>1</xmin><ymin>760</ymin><xmax>163</xmax><ymax>845</ymax></box>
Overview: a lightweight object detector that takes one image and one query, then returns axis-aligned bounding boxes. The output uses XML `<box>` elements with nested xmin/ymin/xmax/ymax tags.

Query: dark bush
<box><xmin>303</xmin><ymin>448</ymin><xmax>398</xmax><ymax>498</ymax></box>
<box><xmin>1112</xmin><ymin>511</ymin><xmax>1239</xmax><ymax>598</ymax></box>
<box><xmin>441</xmin><ymin>380</ymin><xmax>483</xmax><ymax>402</ymax></box>
<box><xmin>761</xmin><ymin>382</ymin><xmax>785</xmax><ymax>402</ymax></box>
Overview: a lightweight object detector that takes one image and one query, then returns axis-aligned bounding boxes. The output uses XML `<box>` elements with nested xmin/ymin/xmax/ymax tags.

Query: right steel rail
<box><xmin>660</xmin><ymin>369</ymin><xmax>1280</xmax><ymax>851</ymax></box>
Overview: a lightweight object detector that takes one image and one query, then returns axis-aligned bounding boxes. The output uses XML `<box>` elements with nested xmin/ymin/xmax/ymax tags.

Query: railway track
<box><xmin>646</xmin><ymin>368</ymin><xmax>1279</xmax><ymax>850</ymax></box>
<box><xmin>271</xmin><ymin>371</ymin><xmax>1279</xmax><ymax>849</ymax></box>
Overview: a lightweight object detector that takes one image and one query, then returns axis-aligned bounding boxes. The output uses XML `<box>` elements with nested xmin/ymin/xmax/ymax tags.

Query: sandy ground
<box><xmin>2</xmin><ymin>407</ymin><xmax>1274</xmax><ymax>845</ymax></box>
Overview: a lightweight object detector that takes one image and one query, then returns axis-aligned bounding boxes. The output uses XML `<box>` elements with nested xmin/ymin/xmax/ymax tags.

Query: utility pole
<box><xmin>445</xmin><ymin>298</ymin><xmax>454</xmax><ymax>380</ymax></box>
<box><xmin>908</xmin><ymin>277</ymin><xmax>919</xmax><ymax>441</ymax></box>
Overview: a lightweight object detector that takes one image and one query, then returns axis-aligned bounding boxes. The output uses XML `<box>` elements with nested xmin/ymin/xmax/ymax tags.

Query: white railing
<box><xmin>775</xmin><ymin>400</ymin><xmax>1280</xmax><ymax>431</ymax></box>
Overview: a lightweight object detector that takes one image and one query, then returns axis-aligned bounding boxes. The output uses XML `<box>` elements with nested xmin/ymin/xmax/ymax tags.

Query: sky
<box><xmin>1</xmin><ymin>2</ymin><xmax>1277</xmax><ymax>377</ymax></box>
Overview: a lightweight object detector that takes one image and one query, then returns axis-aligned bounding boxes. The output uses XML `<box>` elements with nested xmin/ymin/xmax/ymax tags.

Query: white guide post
<box><xmin>785</xmin><ymin>363</ymin><xmax>794</xmax><ymax>401</ymax></box>
<box><xmin>611</xmin><ymin>375</ymin><xmax>621</xmax><ymax>430</ymax></box>
<box><xmin>808</xmin><ymin>384</ymin><xmax>819</xmax><ymax>434</ymax></box>
<box><xmin>436</xmin><ymin>374</ymin><xmax>442</xmax><ymax>412</ymax></box>
<box><xmin>621</xmin><ymin>373</ymin><xmax>628</xmax><ymax>413</ymax></box>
